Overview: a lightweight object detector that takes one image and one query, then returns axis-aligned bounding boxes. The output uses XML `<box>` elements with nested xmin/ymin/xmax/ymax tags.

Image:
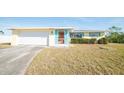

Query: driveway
<box><xmin>0</xmin><ymin>45</ymin><xmax>43</xmax><ymax>75</ymax></box>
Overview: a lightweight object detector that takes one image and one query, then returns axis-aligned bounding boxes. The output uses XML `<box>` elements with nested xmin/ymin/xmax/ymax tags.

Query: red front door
<box><xmin>58</xmin><ymin>32</ymin><xmax>64</xmax><ymax>44</ymax></box>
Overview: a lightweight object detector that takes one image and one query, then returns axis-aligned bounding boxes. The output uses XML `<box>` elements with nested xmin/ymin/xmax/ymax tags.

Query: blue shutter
<box><xmin>64</xmin><ymin>29</ymin><xmax>70</xmax><ymax>44</ymax></box>
<box><xmin>67</xmin><ymin>30</ymin><xmax>70</xmax><ymax>44</ymax></box>
<box><xmin>54</xmin><ymin>30</ymin><xmax>58</xmax><ymax>45</ymax></box>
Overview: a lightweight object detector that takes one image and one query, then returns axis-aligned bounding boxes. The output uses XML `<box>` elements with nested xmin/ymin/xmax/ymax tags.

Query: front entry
<box><xmin>58</xmin><ymin>31</ymin><xmax>64</xmax><ymax>44</ymax></box>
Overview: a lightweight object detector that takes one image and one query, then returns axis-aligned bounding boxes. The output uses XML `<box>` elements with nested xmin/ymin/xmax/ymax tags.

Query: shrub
<box><xmin>97</xmin><ymin>38</ymin><xmax>108</xmax><ymax>44</ymax></box>
<box><xmin>89</xmin><ymin>39</ymin><xmax>97</xmax><ymax>44</ymax></box>
<box><xmin>71</xmin><ymin>38</ymin><xmax>96</xmax><ymax>44</ymax></box>
<box><xmin>107</xmin><ymin>32</ymin><xmax>124</xmax><ymax>43</ymax></box>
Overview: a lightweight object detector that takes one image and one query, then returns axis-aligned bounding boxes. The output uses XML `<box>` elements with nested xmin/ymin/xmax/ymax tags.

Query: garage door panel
<box><xmin>18</xmin><ymin>31</ymin><xmax>49</xmax><ymax>45</ymax></box>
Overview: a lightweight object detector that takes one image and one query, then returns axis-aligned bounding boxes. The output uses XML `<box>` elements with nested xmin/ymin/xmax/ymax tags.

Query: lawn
<box><xmin>26</xmin><ymin>44</ymin><xmax>124</xmax><ymax>75</ymax></box>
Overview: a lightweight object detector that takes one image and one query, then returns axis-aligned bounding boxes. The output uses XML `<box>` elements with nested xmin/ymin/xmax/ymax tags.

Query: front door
<box><xmin>58</xmin><ymin>31</ymin><xmax>64</xmax><ymax>44</ymax></box>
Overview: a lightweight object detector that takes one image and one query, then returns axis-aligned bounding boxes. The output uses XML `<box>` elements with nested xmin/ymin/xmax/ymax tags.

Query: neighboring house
<box><xmin>10</xmin><ymin>27</ymin><xmax>108</xmax><ymax>47</ymax></box>
<box><xmin>0</xmin><ymin>31</ymin><xmax>11</xmax><ymax>44</ymax></box>
<box><xmin>0</xmin><ymin>31</ymin><xmax>4</xmax><ymax>35</ymax></box>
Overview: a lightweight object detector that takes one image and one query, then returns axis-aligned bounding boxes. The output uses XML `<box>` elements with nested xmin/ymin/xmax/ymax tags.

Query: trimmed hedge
<box><xmin>97</xmin><ymin>38</ymin><xmax>108</xmax><ymax>44</ymax></box>
<box><xmin>71</xmin><ymin>38</ymin><xmax>96</xmax><ymax>44</ymax></box>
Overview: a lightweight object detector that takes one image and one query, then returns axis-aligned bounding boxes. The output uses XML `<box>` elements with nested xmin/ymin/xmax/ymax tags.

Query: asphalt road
<box><xmin>0</xmin><ymin>45</ymin><xmax>43</xmax><ymax>75</ymax></box>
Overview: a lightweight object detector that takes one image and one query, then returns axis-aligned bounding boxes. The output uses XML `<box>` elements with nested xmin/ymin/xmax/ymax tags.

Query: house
<box><xmin>10</xmin><ymin>27</ymin><xmax>108</xmax><ymax>47</ymax></box>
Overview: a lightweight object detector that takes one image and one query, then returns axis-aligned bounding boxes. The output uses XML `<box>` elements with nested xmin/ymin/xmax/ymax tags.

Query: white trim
<box><xmin>74</xmin><ymin>30</ymin><xmax>110</xmax><ymax>32</ymax></box>
<box><xmin>55</xmin><ymin>44</ymin><xmax>69</xmax><ymax>47</ymax></box>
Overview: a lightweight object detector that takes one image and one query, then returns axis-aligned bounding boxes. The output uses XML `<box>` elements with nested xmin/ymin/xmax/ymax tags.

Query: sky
<box><xmin>0</xmin><ymin>17</ymin><xmax>124</xmax><ymax>35</ymax></box>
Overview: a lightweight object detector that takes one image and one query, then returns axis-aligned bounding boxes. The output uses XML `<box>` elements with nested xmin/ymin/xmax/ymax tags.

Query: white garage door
<box><xmin>18</xmin><ymin>31</ymin><xmax>49</xmax><ymax>45</ymax></box>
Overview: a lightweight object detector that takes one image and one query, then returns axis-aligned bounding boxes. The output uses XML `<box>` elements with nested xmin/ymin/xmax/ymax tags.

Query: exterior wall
<box><xmin>84</xmin><ymin>32</ymin><xmax>89</xmax><ymax>37</ymax></box>
<box><xmin>49</xmin><ymin>31</ymin><xmax>55</xmax><ymax>46</ymax></box>
<box><xmin>64</xmin><ymin>29</ymin><xmax>70</xmax><ymax>45</ymax></box>
<box><xmin>11</xmin><ymin>30</ymin><xmax>19</xmax><ymax>45</ymax></box>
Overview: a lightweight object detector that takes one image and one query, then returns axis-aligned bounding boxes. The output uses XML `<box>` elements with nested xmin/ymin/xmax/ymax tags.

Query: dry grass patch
<box><xmin>26</xmin><ymin>44</ymin><xmax>124</xmax><ymax>75</ymax></box>
<box><xmin>0</xmin><ymin>44</ymin><xmax>11</xmax><ymax>49</ymax></box>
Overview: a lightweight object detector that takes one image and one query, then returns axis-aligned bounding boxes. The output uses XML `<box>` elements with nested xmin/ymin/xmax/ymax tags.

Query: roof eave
<box><xmin>74</xmin><ymin>30</ymin><xmax>111</xmax><ymax>32</ymax></box>
<box><xmin>9</xmin><ymin>27</ymin><xmax>74</xmax><ymax>30</ymax></box>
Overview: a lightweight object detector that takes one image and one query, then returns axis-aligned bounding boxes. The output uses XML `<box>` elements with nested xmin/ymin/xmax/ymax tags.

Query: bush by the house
<box><xmin>97</xmin><ymin>38</ymin><xmax>108</xmax><ymax>44</ymax></box>
<box><xmin>107</xmin><ymin>32</ymin><xmax>124</xmax><ymax>43</ymax></box>
<box><xmin>71</xmin><ymin>38</ymin><xmax>96</xmax><ymax>44</ymax></box>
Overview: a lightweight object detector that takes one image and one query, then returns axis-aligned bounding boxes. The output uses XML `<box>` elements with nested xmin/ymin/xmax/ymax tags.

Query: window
<box><xmin>70</xmin><ymin>32</ymin><xmax>83</xmax><ymax>38</ymax></box>
<box><xmin>89</xmin><ymin>32</ymin><xmax>100</xmax><ymax>37</ymax></box>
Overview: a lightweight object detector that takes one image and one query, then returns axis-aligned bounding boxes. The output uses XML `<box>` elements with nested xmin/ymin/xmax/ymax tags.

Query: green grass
<box><xmin>26</xmin><ymin>44</ymin><xmax>124</xmax><ymax>75</ymax></box>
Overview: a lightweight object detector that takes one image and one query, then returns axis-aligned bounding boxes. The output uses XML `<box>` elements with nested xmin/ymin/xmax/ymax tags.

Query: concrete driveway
<box><xmin>0</xmin><ymin>45</ymin><xmax>43</xmax><ymax>75</ymax></box>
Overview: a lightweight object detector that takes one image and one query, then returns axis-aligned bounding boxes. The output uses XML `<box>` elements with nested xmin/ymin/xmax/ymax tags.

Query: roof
<box><xmin>9</xmin><ymin>27</ymin><xmax>74</xmax><ymax>30</ymax></box>
<box><xmin>9</xmin><ymin>27</ymin><xmax>110</xmax><ymax>32</ymax></box>
<box><xmin>74</xmin><ymin>30</ymin><xmax>110</xmax><ymax>32</ymax></box>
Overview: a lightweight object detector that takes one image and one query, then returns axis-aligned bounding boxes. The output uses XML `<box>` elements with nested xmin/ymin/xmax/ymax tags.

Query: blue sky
<box><xmin>0</xmin><ymin>17</ymin><xmax>124</xmax><ymax>35</ymax></box>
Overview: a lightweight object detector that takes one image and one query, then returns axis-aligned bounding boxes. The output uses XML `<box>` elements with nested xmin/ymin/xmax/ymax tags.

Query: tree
<box><xmin>108</xmin><ymin>26</ymin><xmax>123</xmax><ymax>43</ymax></box>
<box><xmin>109</xmin><ymin>26</ymin><xmax>122</xmax><ymax>32</ymax></box>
